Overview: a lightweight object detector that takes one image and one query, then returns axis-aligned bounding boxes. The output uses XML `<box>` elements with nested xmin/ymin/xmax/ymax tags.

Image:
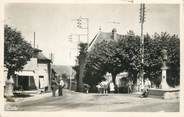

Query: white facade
<box><xmin>37</xmin><ymin>63</ymin><xmax>49</xmax><ymax>89</ymax></box>
<box><xmin>4</xmin><ymin>57</ymin><xmax>51</xmax><ymax>91</ymax></box>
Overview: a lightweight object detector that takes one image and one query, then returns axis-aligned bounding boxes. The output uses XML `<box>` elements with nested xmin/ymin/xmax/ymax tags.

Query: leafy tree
<box><xmin>4</xmin><ymin>25</ymin><xmax>34</xmax><ymax>79</ymax></box>
<box><xmin>85</xmin><ymin>31</ymin><xmax>141</xmax><ymax>91</ymax></box>
<box><xmin>72</xmin><ymin>43</ymin><xmax>88</xmax><ymax>92</ymax></box>
<box><xmin>83</xmin><ymin>31</ymin><xmax>179</xmax><ymax>90</ymax></box>
<box><xmin>4</xmin><ymin>25</ymin><xmax>34</xmax><ymax>97</ymax></box>
<box><xmin>117</xmin><ymin>31</ymin><xmax>141</xmax><ymax>83</ymax></box>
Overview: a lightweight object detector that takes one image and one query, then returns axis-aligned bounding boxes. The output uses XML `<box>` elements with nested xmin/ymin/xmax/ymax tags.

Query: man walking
<box><xmin>142</xmin><ymin>78</ymin><xmax>151</xmax><ymax>97</ymax></box>
<box><xmin>58</xmin><ymin>79</ymin><xmax>65</xmax><ymax>96</ymax></box>
<box><xmin>128</xmin><ymin>80</ymin><xmax>133</xmax><ymax>94</ymax></box>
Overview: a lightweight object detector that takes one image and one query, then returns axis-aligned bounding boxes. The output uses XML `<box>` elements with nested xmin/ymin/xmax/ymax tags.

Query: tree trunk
<box><xmin>78</xmin><ymin>55</ymin><xmax>86</xmax><ymax>92</ymax></box>
<box><xmin>76</xmin><ymin>75</ymin><xmax>80</xmax><ymax>92</ymax></box>
<box><xmin>112</xmin><ymin>73</ymin><xmax>118</xmax><ymax>93</ymax></box>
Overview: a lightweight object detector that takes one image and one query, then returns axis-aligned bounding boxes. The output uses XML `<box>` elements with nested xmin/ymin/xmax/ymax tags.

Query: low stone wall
<box><xmin>148</xmin><ymin>88</ymin><xmax>180</xmax><ymax>99</ymax></box>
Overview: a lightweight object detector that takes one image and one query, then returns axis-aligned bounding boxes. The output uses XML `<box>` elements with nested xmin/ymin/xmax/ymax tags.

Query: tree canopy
<box><xmin>4</xmin><ymin>25</ymin><xmax>34</xmax><ymax>79</ymax></box>
<box><xmin>83</xmin><ymin>31</ymin><xmax>179</xmax><ymax>88</ymax></box>
<box><xmin>85</xmin><ymin>31</ymin><xmax>141</xmax><ymax>87</ymax></box>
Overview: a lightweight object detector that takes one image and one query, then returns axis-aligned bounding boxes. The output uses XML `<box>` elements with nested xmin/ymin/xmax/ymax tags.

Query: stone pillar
<box><xmin>161</xmin><ymin>65</ymin><xmax>170</xmax><ymax>89</ymax></box>
<box><xmin>160</xmin><ymin>49</ymin><xmax>170</xmax><ymax>89</ymax></box>
<box><xmin>4</xmin><ymin>76</ymin><xmax>14</xmax><ymax>97</ymax></box>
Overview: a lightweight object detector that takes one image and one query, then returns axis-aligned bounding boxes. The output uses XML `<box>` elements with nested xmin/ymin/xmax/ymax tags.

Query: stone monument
<box><xmin>160</xmin><ymin>49</ymin><xmax>170</xmax><ymax>89</ymax></box>
<box><xmin>148</xmin><ymin>49</ymin><xmax>179</xmax><ymax>99</ymax></box>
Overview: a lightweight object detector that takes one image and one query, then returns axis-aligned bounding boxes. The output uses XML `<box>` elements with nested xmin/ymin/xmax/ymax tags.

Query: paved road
<box><xmin>6</xmin><ymin>89</ymin><xmax>179</xmax><ymax>112</ymax></box>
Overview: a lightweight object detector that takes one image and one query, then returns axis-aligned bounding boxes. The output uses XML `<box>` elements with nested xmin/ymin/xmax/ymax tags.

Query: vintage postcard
<box><xmin>0</xmin><ymin>0</ymin><xmax>183</xmax><ymax>116</ymax></box>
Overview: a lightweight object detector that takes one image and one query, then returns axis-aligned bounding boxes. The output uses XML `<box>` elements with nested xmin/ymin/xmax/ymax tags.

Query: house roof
<box><xmin>87</xmin><ymin>29</ymin><xmax>123</xmax><ymax>52</ymax></box>
<box><xmin>33</xmin><ymin>48</ymin><xmax>42</xmax><ymax>53</ymax></box>
<box><xmin>32</xmin><ymin>48</ymin><xmax>50</xmax><ymax>61</ymax></box>
<box><xmin>37</xmin><ymin>52</ymin><xmax>50</xmax><ymax>61</ymax></box>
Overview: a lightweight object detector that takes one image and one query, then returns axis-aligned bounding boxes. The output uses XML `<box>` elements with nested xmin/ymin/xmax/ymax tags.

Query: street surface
<box><xmin>5</xmin><ymin>89</ymin><xmax>179</xmax><ymax>112</ymax></box>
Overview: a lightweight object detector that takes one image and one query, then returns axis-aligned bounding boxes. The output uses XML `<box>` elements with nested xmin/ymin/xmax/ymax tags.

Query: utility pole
<box><xmin>71</xmin><ymin>17</ymin><xmax>89</xmax><ymax>92</ymax></box>
<box><xmin>68</xmin><ymin>33</ymin><xmax>87</xmax><ymax>44</ymax></box>
<box><xmin>139</xmin><ymin>3</ymin><xmax>146</xmax><ymax>91</ymax></box>
<box><xmin>33</xmin><ymin>32</ymin><xmax>35</xmax><ymax>48</ymax></box>
<box><xmin>49</xmin><ymin>52</ymin><xmax>54</xmax><ymax>91</ymax></box>
<box><xmin>108</xmin><ymin>21</ymin><xmax>120</xmax><ymax>29</ymax></box>
<box><xmin>75</xmin><ymin>16</ymin><xmax>89</xmax><ymax>46</ymax></box>
<box><xmin>49</xmin><ymin>52</ymin><xmax>54</xmax><ymax>63</ymax></box>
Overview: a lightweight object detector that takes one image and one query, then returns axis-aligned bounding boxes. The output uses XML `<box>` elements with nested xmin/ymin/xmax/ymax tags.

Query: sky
<box><xmin>5</xmin><ymin>3</ymin><xmax>179</xmax><ymax>65</ymax></box>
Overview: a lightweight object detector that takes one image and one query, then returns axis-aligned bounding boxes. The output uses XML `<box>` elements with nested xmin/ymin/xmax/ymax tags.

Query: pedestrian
<box><xmin>51</xmin><ymin>78</ymin><xmax>59</xmax><ymax>97</ymax></box>
<box><xmin>128</xmin><ymin>80</ymin><xmax>133</xmax><ymax>94</ymax></box>
<box><xmin>141</xmin><ymin>78</ymin><xmax>150</xmax><ymax>98</ymax></box>
<box><xmin>58</xmin><ymin>79</ymin><xmax>65</xmax><ymax>96</ymax></box>
<box><xmin>145</xmin><ymin>78</ymin><xmax>151</xmax><ymax>89</ymax></box>
<box><xmin>96</xmin><ymin>83</ymin><xmax>101</xmax><ymax>94</ymax></box>
<box><xmin>84</xmin><ymin>84</ymin><xmax>90</xmax><ymax>94</ymax></box>
<box><xmin>109</xmin><ymin>81</ymin><xmax>115</xmax><ymax>93</ymax></box>
<box><xmin>137</xmin><ymin>79</ymin><xmax>141</xmax><ymax>92</ymax></box>
<box><xmin>142</xmin><ymin>88</ymin><xmax>149</xmax><ymax>98</ymax></box>
<box><xmin>100</xmin><ymin>80</ymin><xmax>109</xmax><ymax>94</ymax></box>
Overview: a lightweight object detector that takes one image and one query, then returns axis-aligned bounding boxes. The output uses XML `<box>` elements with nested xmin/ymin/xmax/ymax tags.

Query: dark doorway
<box><xmin>18</xmin><ymin>76</ymin><xmax>29</xmax><ymax>90</ymax></box>
<box><xmin>17</xmin><ymin>76</ymin><xmax>36</xmax><ymax>90</ymax></box>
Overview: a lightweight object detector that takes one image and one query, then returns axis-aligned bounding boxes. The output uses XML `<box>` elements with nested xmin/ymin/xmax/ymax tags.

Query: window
<box><xmin>39</xmin><ymin>75</ymin><xmax>44</xmax><ymax>78</ymax></box>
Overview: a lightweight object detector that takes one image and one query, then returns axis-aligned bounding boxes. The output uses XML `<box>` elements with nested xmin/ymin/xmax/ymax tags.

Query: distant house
<box><xmin>5</xmin><ymin>48</ymin><xmax>52</xmax><ymax>93</ymax></box>
<box><xmin>88</xmin><ymin>28</ymin><xmax>123</xmax><ymax>52</ymax></box>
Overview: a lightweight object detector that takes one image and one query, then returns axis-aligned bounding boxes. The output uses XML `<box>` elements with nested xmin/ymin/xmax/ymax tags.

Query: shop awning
<box><xmin>116</xmin><ymin>72</ymin><xmax>128</xmax><ymax>79</ymax></box>
<box><xmin>15</xmin><ymin>71</ymin><xmax>35</xmax><ymax>76</ymax></box>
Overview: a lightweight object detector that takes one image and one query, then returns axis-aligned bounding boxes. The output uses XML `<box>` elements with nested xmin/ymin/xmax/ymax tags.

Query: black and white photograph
<box><xmin>2</xmin><ymin>0</ymin><xmax>181</xmax><ymax>112</ymax></box>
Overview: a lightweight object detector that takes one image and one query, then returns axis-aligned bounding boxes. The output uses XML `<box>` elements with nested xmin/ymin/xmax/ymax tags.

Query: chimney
<box><xmin>99</xmin><ymin>26</ymin><xmax>102</xmax><ymax>32</ymax></box>
<box><xmin>112</xmin><ymin>28</ymin><xmax>117</xmax><ymax>40</ymax></box>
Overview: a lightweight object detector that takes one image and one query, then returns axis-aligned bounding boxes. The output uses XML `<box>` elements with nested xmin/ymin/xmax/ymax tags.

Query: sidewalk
<box><xmin>5</xmin><ymin>89</ymin><xmax>82</xmax><ymax>111</ymax></box>
<box><xmin>5</xmin><ymin>91</ymin><xmax>52</xmax><ymax>111</ymax></box>
<box><xmin>15</xmin><ymin>92</ymin><xmax>52</xmax><ymax>103</ymax></box>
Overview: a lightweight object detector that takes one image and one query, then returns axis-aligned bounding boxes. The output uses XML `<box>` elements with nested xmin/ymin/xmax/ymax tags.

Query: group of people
<box><xmin>51</xmin><ymin>78</ymin><xmax>65</xmax><ymax>97</ymax></box>
<box><xmin>96</xmin><ymin>78</ymin><xmax>152</xmax><ymax>97</ymax></box>
<box><xmin>96</xmin><ymin>81</ymin><xmax>115</xmax><ymax>94</ymax></box>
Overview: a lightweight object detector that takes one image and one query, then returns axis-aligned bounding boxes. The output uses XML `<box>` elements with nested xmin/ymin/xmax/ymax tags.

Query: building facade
<box><xmin>4</xmin><ymin>48</ymin><xmax>52</xmax><ymax>93</ymax></box>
